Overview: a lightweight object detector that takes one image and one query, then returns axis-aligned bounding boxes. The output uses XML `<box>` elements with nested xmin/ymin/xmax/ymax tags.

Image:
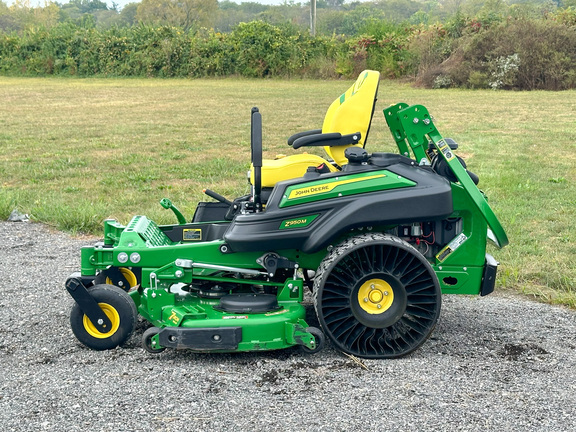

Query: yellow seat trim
<box><xmin>254</xmin><ymin>154</ymin><xmax>339</xmax><ymax>188</ymax></box>
<box><xmin>254</xmin><ymin>70</ymin><xmax>380</xmax><ymax>188</ymax></box>
<box><xmin>322</xmin><ymin>70</ymin><xmax>380</xmax><ymax>166</ymax></box>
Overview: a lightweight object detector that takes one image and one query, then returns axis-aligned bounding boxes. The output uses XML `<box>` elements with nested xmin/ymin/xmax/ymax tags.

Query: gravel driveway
<box><xmin>1</xmin><ymin>221</ymin><xmax>575</xmax><ymax>431</ymax></box>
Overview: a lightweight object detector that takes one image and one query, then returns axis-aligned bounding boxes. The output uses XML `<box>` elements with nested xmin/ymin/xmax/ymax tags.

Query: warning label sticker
<box><xmin>183</xmin><ymin>229</ymin><xmax>202</xmax><ymax>241</ymax></box>
<box><xmin>437</xmin><ymin>139</ymin><xmax>456</xmax><ymax>162</ymax></box>
<box><xmin>436</xmin><ymin>233</ymin><xmax>468</xmax><ymax>262</ymax></box>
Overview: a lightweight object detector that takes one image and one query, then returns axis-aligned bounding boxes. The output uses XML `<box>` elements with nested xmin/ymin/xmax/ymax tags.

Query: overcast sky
<box><xmin>7</xmin><ymin>0</ymin><xmax>295</xmax><ymax>8</ymax></box>
<box><xmin>107</xmin><ymin>0</ymin><xmax>291</xmax><ymax>7</ymax></box>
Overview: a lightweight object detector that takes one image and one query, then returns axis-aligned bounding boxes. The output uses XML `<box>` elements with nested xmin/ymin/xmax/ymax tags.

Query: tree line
<box><xmin>1</xmin><ymin>0</ymin><xmax>575</xmax><ymax>89</ymax></box>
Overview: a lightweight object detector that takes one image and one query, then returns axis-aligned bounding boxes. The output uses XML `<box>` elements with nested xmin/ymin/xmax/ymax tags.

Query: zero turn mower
<box><xmin>66</xmin><ymin>71</ymin><xmax>508</xmax><ymax>358</ymax></box>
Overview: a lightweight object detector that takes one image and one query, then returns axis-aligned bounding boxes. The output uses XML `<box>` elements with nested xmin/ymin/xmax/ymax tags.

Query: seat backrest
<box><xmin>322</xmin><ymin>70</ymin><xmax>380</xmax><ymax>166</ymax></box>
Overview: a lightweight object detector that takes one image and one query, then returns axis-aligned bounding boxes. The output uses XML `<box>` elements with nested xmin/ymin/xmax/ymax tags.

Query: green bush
<box><xmin>406</xmin><ymin>23</ymin><xmax>451</xmax><ymax>81</ymax></box>
<box><xmin>0</xmin><ymin>16</ymin><xmax>574</xmax><ymax>88</ymax></box>
<box><xmin>427</xmin><ymin>18</ymin><xmax>576</xmax><ymax>90</ymax></box>
<box><xmin>187</xmin><ymin>29</ymin><xmax>234</xmax><ymax>77</ymax></box>
<box><xmin>229</xmin><ymin>21</ymin><xmax>305</xmax><ymax>77</ymax></box>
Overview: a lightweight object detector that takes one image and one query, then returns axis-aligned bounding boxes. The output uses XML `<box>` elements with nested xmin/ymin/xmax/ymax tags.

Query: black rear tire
<box><xmin>313</xmin><ymin>233</ymin><xmax>441</xmax><ymax>359</ymax></box>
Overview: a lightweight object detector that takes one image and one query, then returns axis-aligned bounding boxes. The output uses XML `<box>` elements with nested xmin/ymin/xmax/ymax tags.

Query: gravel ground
<box><xmin>1</xmin><ymin>220</ymin><xmax>575</xmax><ymax>432</ymax></box>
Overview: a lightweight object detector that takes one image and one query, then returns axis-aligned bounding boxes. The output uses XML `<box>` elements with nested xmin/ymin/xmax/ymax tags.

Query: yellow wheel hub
<box><xmin>358</xmin><ymin>279</ymin><xmax>394</xmax><ymax>314</ymax></box>
<box><xmin>106</xmin><ymin>268</ymin><xmax>138</xmax><ymax>289</ymax></box>
<box><xmin>83</xmin><ymin>303</ymin><xmax>120</xmax><ymax>339</ymax></box>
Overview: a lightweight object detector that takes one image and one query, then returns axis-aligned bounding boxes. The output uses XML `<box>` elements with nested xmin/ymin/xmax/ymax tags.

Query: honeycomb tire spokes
<box><xmin>315</xmin><ymin>234</ymin><xmax>441</xmax><ymax>359</ymax></box>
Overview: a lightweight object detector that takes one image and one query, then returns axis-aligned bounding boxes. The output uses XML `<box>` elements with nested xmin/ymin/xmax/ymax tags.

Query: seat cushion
<box><xmin>252</xmin><ymin>153</ymin><xmax>338</xmax><ymax>188</ymax></box>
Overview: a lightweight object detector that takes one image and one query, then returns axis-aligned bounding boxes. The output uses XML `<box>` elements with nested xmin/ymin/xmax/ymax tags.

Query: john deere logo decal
<box><xmin>280</xmin><ymin>214</ymin><xmax>319</xmax><ymax>230</ymax></box>
<box><xmin>290</xmin><ymin>185</ymin><xmax>331</xmax><ymax>198</ymax></box>
<box><xmin>279</xmin><ymin>170</ymin><xmax>416</xmax><ymax>208</ymax></box>
<box><xmin>287</xmin><ymin>174</ymin><xmax>385</xmax><ymax>200</ymax></box>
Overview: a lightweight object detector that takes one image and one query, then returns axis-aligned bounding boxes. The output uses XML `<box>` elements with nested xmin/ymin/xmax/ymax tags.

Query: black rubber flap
<box><xmin>216</xmin><ymin>293</ymin><xmax>280</xmax><ymax>314</ymax></box>
<box><xmin>159</xmin><ymin>327</ymin><xmax>242</xmax><ymax>350</ymax></box>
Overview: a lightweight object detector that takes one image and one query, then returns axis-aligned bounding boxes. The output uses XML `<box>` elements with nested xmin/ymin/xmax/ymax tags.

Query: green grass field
<box><xmin>1</xmin><ymin>77</ymin><xmax>575</xmax><ymax>306</ymax></box>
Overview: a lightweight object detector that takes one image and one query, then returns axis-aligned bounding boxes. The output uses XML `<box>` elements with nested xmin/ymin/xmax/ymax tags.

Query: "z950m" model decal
<box><xmin>279</xmin><ymin>214</ymin><xmax>320</xmax><ymax>230</ymax></box>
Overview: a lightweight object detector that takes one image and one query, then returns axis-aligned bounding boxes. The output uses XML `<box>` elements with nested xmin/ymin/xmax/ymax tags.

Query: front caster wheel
<box><xmin>313</xmin><ymin>233</ymin><xmax>441</xmax><ymax>359</ymax></box>
<box><xmin>70</xmin><ymin>284</ymin><xmax>137</xmax><ymax>350</ymax></box>
<box><xmin>142</xmin><ymin>327</ymin><xmax>166</xmax><ymax>354</ymax></box>
<box><xmin>300</xmin><ymin>327</ymin><xmax>325</xmax><ymax>354</ymax></box>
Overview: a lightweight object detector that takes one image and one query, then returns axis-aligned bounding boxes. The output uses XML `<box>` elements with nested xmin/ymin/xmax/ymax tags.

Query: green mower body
<box><xmin>66</xmin><ymin>99</ymin><xmax>508</xmax><ymax>359</ymax></box>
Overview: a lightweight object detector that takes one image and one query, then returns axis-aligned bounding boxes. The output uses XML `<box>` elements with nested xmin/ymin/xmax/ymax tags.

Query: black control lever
<box><xmin>203</xmin><ymin>188</ymin><xmax>233</xmax><ymax>206</ymax></box>
<box><xmin>251</xmin><ymin>107</ymin><xmax>263</xmax><ymax>212</ymax></box>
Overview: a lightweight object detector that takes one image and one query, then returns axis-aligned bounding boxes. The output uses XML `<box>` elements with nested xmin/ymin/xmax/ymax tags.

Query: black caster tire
<box><xmin>300</xmin><ymin>327</ymin><xmax>325</xmax><ymax>354</ymax></box>
<box><xmin>313</xmin><ymin>233</ymin><xmax>441</xmax><ymax>359</ymax></box>
<box><xmin>104</xmin><ymin>267</ymin><xmax>140</xmax><ymax>291</ymax></box>
<box><xmin>70</xmin><ymin>284</ymin><xmax>137</xmax><ymax>351</ymax></box>
<box><xmin>142</xmin><ymin>327</ymin><xmax>166</xmax><ymax>354</ymax></box>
